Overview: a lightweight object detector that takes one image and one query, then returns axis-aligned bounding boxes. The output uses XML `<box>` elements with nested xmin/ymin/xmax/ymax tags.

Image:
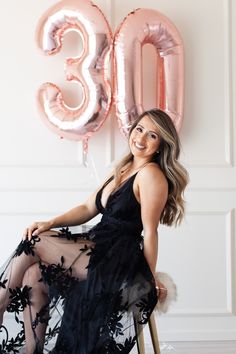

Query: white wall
<box><xmin>0</xmin><ymin>0</ymin><xmax>235</xmax><ymax>345</ymax></box>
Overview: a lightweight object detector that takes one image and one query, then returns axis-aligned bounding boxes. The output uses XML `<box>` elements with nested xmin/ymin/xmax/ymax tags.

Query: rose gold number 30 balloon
<box><xmin>114</xmin><ymin>8</ymin><xmax>184</xmax><ymax>136</ymax></box>
<box><xmin>36</xmin><ymin>1</ymin><xmax>184</xmax><ymax>142</ymax></box>
<box><xmin>36</xmin><ymin>0</ymin><xmax>112</xmax><ymax>144</ymax></box>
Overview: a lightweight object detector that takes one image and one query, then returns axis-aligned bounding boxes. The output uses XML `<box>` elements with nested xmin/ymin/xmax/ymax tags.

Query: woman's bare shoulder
<box><xmin>138</xmin><ymin>162</ymin><xmax>168</xmax><ymax>187</ymax></box>
<box><xmin>133</xmin><ymin>163</ymin><xmax>168</xmax><ymax>205</ymax></box>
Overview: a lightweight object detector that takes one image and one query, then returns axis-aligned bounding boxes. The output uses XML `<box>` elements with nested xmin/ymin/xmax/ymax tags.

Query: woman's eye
<box><xmin>150</xmin><ymin>133</ymin><xmax>157</xmax><ymax>139</ymax></box>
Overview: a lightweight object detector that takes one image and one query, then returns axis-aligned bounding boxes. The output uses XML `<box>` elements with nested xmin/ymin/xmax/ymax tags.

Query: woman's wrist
<box><xmin>48</xmin><ymin>218</ymin><xmax>57</xmax><ymax>228</ymax></box>
<box><xmin>151</xmin><ymin>268</ymin><xmax>157</xmax><ymax>278</ymax></box>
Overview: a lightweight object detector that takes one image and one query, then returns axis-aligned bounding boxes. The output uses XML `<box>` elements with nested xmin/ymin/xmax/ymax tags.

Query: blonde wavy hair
<box><xmin>114</xmin><ymin>109</ymin><xmax>189</xmax><ymax>226</ymax></box>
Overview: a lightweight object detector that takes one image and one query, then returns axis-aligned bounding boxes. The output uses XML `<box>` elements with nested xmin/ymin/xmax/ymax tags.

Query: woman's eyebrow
<box><xmin>137</xmin><ymin>124</ymin><xmax>158</xmax><ymax>135</ymax></box>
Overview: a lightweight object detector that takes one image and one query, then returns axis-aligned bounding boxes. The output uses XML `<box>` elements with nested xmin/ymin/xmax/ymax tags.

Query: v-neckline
<box><xmin>99</xmin><ymin>172</ymin><xmax>138</xmax><ymax>210</ymax></box>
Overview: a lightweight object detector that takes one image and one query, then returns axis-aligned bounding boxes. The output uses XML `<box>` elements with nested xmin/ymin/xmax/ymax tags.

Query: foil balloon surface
<box><xmin>36</xmin><ymin>0</ymin><xmax>113</xmax><ymax>141</ymax></box>
<box><xmin>113</xmin><ymin>8</ymin><xmax>184</xmax><ymax>136</ymax></box>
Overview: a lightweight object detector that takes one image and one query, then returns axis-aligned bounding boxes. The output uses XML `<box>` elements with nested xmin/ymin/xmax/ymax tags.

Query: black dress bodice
<box><xmin>95</xmin><ymin>173</ymin><xmax>143</xmax><ymax>235</ymax></box>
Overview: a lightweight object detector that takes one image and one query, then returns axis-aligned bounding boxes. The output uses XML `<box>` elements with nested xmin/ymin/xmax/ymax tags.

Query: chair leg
<box><xmin>135</xmin><ymin>320</ymin><xmax>146</xmax><ymax>354</ymax></box>
<box><xmin>137</xmin><ymin>325</ymin><xmax>146</xmax><ymax>354</ymax></box>
<box><xmin>148</xmin><ymin>313</ymin><xmax>161</xmax><ymax>354</ymax></box>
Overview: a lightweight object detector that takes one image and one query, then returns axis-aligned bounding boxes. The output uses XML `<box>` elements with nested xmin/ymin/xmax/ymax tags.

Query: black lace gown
<box><xmin>0</xmin><ymin>173</ymin><xmax>158</xmax><ymax>353</ymax></box>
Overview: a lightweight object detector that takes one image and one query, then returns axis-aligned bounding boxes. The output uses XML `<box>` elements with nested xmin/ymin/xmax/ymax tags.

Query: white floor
<box><xmin>131</xmin><ymin>341</ymin><xmax>236</xmax><ymax>354</ymax></box>
<box><xmin>6</xmin><ymin>340</ymin><xmax>236</xmax><ymax>353</ymax></box>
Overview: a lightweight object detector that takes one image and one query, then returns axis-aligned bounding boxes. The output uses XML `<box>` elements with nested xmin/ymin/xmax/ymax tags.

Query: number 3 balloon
<box><xmin>36</xmin><ymin>1</ymin><xmax>184</xmax><ymax>142</ymax></box>
<box><xmin>36</xmin><ymin>0</ymin><xmax>112</xmax><ymax>144</ymax></box>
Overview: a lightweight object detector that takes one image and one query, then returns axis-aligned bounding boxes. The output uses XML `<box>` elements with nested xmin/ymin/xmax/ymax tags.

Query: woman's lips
<box><xmin>134</xmin><ymin>141</ymin><xmax>145</xmax><ymax>150</ymax></box>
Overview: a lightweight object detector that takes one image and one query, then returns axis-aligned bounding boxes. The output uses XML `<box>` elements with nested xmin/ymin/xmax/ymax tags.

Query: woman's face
<box><xmin>129</xmin><ymin>115</ymin><xmax>161</xmax><ymax>160</ymax></box>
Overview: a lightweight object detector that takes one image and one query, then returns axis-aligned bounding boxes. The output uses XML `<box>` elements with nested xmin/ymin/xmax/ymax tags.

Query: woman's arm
<box><xmin>137</xmin><ymin>164</ymin><xmax>168</xmax><ymax>300</ymax></box>
<box><xmin>50</xmin><ymin>190</ymin><xmax>99</xmax><ymax>228</ymax></box>
<box><xmin>23</xmin><ymin>187</ymin><xmax>101</xmax><ymax>240</ymax></box>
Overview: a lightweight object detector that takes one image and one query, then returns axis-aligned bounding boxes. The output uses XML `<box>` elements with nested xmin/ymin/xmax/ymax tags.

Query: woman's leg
<box><xmin>22</xmin><ymin>263</ymin><xmax>49</xmax><ymax>354</ymax></box>
<box><xmin>0</xmin><ymin>252</ymin><xmax>36</xmax><ymax>326</ymax></box>
<box><xmin>0</xmin><ymin>230</ymin><xmax>92</xmax><ymax>328</ymax></box>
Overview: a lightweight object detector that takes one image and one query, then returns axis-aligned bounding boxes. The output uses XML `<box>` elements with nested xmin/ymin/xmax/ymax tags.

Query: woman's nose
<box><xmin>137</xmin><ymin>132</ymin><xmax>147</xmax><ymax>143</ymax></box>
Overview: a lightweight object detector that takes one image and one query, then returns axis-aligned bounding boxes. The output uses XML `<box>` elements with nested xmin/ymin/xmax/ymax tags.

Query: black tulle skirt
<box><xmin>0</xmin><ymin>221</ymin><xmax>157</xmax><ymax>354</ymax></box>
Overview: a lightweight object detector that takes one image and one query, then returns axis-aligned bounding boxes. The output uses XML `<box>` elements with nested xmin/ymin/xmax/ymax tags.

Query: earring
<box><xmin>156</xmin><ymin>150</ymin><xmax>160</xmax><ymax>154</ymax></box>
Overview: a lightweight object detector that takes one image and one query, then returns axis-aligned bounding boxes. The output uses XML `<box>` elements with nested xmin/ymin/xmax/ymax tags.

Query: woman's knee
<box><xmin>22</xmin><ymin>263</ymin><xmax>49</xmax><ymax>298</ymax></box>
<box><xmin>22</xmin><ymin>263</ymin><xmax>42</xmax><ymax>287</ymax></box>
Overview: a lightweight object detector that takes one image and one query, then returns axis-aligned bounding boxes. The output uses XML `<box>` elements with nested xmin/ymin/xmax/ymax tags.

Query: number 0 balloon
<box><xmin>36</xmin><ymin>0</ymin><xmax>112</xmax><ymax>144</ymax></box>
<box><xmin>114</xmin><ymin>8</ymin><xmax>184</xmax><ymax>136</ymax></box>
<box><xmin>36</xmin><ymin>1</ymin><xmax>184</xmax><ymax>142</ymax></box>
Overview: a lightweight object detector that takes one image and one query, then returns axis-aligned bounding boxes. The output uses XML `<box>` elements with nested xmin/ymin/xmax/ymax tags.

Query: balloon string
<box><xmin>82</xmin><ymin>139</ymin><xmax>89</xmax><ymax>167</ymax></box>
<box><xmin>82</xmin><ymin>139</ymin><xmax>100</xmax><ymax>185</ymax></box>
<box><xmin>89</xmin><ymin>153</ymin><xmax>101</xmax><ymax>185</ymax></box>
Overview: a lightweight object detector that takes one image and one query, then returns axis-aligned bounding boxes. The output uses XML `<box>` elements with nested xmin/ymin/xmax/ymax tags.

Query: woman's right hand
<box><xmin>23</xmin><ymin>221</ymin><xmax>53</xmax><ymax>241</ymax></box>
<box><xmin>155</xmin><ymin>277</ymin><xmax>168</xmax><ymax>303</ymax></box>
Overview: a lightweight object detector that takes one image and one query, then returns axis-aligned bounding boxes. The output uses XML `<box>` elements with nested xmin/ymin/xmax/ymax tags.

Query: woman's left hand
<box><xmin>155</xmin><ymin>277</ymin><xmax>168</xmax><ymax>303</ymax></box>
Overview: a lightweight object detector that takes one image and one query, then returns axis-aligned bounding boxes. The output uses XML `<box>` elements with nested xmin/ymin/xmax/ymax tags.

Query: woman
<box><xmin>0</xmin><ymin>109</ymin><xmax>188</xmax><ymax>354</ymax></box>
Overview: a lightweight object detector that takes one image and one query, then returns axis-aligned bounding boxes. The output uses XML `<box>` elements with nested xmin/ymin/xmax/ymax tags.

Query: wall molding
<box><xmin>163</xmin><ymin>209</ymin><xmax>235</xmax><ymax>318</ymax></box>
<box><xmin>183</xmin><ymin>0</ymin><xmax>233</xmax><ymax>169</ymax></box>
<box><xmin>223</xmin><ymin>0</ymin><xmax>233</xmax><ymax>167</ymax></box>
